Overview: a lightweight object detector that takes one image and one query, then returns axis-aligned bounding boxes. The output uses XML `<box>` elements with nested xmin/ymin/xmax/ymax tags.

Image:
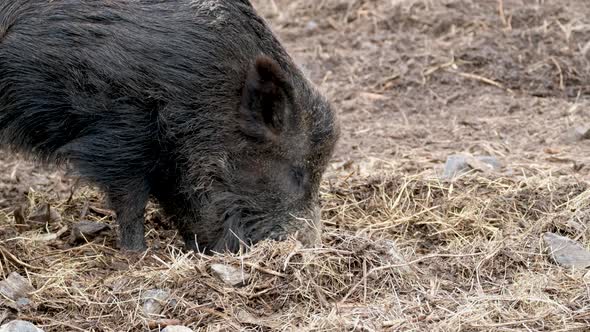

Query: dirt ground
<box><xmin>1</xmin><ymin>0</ymin><xmax>590</xmax><ymax>331</ymax></box>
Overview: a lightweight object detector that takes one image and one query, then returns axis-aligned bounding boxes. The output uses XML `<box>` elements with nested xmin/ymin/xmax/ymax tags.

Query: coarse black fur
<box><xmin>0</xmin><ymin>0</ymin><xmax>338</xmax><ymax>252</ymax></box>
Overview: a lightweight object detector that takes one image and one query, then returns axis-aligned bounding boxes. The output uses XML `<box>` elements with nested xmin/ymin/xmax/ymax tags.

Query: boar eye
<box><xmin>289</xmin><ymin>167</ymin><xmax>306</xmax><ymax>188</ymax></box>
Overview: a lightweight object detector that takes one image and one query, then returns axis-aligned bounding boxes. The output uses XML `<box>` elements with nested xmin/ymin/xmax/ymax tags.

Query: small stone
<box><xmin>442</xmin><ymin>155</ymin><xmax>469</xmax><ymax>179</ymax></box>
<box><xmin>0</xmin><ymin>310</ymin><xmax>7</xmax><ymax>325</ymax></box>
<box><xmin>141</xmin><ymin>289</ymin><xmax>170</xmax><ymax>316</ymax></box>
<box><xmin>0</xmin><ymin>273</ymin><xmax>34</xmax><ymax>302</ymax></box>
<box><xmin>15</xmin><ymin>297</ymin><xmax>32</xmax><ymax>310</ymax></box>
<box><xmin>162</xmin><ymin>326</ymin><xmax>194</xmax><ymax>332</ymax></box>
<box><xmin>574</xmin><ymin>126</ymin><xmax>590</xmax><ymax>140</ymax></box>
<box><xmin>305</xmin><ymin>20</ymin><xmax>318</xmax><ymax>31</ymax></box>
<box><xmin>69</xmin><ymin>221</ymin><xmax>110</xmax><ymax>243</ymax></box>
<box><xmin>465</xmin><ymin>156</ymin><xmax>501</xmax><ymax>172</ymax></box>
<box><xmin>28</xmin><ymin>204</ymin><xmax>62</xmax><ymax>223</ymax></box>
<box><xmin>442</xmin><ymin>154</ymin><xmax>501</xmax><ymax>179</ymax></box>
<box><xmin>210</xmin><ymin>264</ymin><xmax>250</xmax><ymax>287</ymax></box>
<box><xmin>0</xmin><ymin>320</ymin><xmax>44</xmax><ymax>332</ymax></box>
<box><xmin>543</xmin><ymin>232</ymin><xmax>590</xmax><ymax>268</ymax></box>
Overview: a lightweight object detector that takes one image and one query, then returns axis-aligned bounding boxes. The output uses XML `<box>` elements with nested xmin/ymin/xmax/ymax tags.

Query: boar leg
<box><xmin>107</xmin><ymin>183</ymin><xmax>150</xmax><ymax>251</ymax></box>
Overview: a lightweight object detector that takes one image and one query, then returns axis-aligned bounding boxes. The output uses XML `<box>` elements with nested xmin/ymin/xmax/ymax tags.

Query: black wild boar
<box><xmin>0</xmin><ymin>0</ymin><xmax>338</xmax><ymax>253</ymax></box>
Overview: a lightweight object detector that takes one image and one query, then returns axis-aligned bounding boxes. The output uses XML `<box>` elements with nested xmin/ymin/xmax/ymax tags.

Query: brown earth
<box><xmin>0</xmin><ymin>0</ymin><xmax>589</xmax><ymax>331</ymax></box>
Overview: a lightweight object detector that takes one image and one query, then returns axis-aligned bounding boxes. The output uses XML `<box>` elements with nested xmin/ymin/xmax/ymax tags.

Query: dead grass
<box><xmin>0</xmin><ymin>172</ymin><xmax>589</xmax><ymax>331</ymax></box>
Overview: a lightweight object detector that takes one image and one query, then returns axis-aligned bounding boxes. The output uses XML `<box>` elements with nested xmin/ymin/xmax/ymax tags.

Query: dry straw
<box><xmin>0</xmin><ymin>171</ymin><xmax>589</xmax><ymax>331</ymax></box>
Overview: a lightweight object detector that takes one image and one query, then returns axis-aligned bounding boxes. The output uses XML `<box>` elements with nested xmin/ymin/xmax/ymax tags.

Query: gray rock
<box><xmin>70</xmin><ymin>221</ymin><xmax>110</xmax><ymax>243</ymax></box>
<box><xmin>544</xmin><ymin>232</ymin><xmax>590</xmax><ymax>268</ymax></box>
<box><xmin>210</xmin><ymin>264</ymin><xmax>250</xmax><ymax>287</ymax></box>
<box><xmin>575</xmin><ymin>126</ymin><xmax>590</xmax><ymax>140</ymax></box>
<box><xmin>0</xmin><ymin>310</ymin><xmax>7</xmax><ymax>326</ymax></box>
<box><xmin>15</xmin><ymin>297</ymin><xmax>32</xmax><ymax>310</ymax></box>
<box><xmin>162</xmin><ymin>326</ymin><xmax>194</xmax><ymax>332</ymax></box>
<box><xmin>28</xmin><ymin>204</ymin><xmax>61</xmax><ymax>223</ymax></box>
<box><xmin>442</xmin><ymin>154</ymin><xmax>501</xmax><ymax>179</ymax></box>
<box><xmin>141</xmin><ymin>289</ymin><xmax>170</xmax><ymax>316</ymax></box>
<box><xmin>305</xmin><ymin>20</ymin><xmax>318</xmax><ymax>32</ymax></box>
<box><xmin>0</xmin><ymin>273</ymin><xmax>34</xmax><ymax>302</ymax></box>
<box><xmin>0</xmin><ymin>320</ymin><xmax>44</xmax><ymax>332</ymax></box>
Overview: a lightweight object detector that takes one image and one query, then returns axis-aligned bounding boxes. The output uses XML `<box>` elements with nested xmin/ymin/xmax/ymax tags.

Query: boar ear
<box><xmin>239</xmin><ymin>55</ymin><xmax>292</xmax><ymax>139</ymax></box>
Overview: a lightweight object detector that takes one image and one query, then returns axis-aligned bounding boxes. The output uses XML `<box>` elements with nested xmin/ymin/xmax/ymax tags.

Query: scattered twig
<box><xmin>455</xmin><ymin>71</ymin><xmax>513</xmax><ymax>93</ymax></box>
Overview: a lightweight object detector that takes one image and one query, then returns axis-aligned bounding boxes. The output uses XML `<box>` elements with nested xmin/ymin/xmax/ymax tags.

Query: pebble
<box><xmin>0</xmin><ymin>320</ymin><xmax>44</xmax><ymax>332</ymax></box>
<box><xmin>0</xmin><ymin>272</ymin><xmax>34</xmax><ymax>308</ymax></box>
<box><xmin>70</xmin><ymin>221</ymin><xmax>110</xmax><ymax>243</ymax></box>
<box><xmin>28</xmin><ymin>204</ymin><xmax>62</xmax><ymax>223</ymax></box>
<box><xmin>574</xmin><ymin>126</ymin><xmax>590</xmax><ymax>140</ymax></box>
<box><xmin>162</xmin><ymin>326</ymin><xmax>194</xmax><ymax>332</ymax></box>
<box><xmin>141</xmin><ymin>289</ymin><xmax>171</xmax><ymax>316</ymax></box>
<box><xmin>305</xmin><ymin>20</ymin><xmax>318</xmax><ymax>32</ymax></box>
<box><xmin>544</xmin><ymin>232</ymin><xmax>590</xmax><ymax>269</ymax></box>
<box><xmin>210</xmin><ymin>264</ymin><xmax>250</xmax><ymax>287</ymax></box>
<box><xmin>442</xmin><ymin>154</ymin><xmax>501</xmax><ymax>179</ymax></box>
